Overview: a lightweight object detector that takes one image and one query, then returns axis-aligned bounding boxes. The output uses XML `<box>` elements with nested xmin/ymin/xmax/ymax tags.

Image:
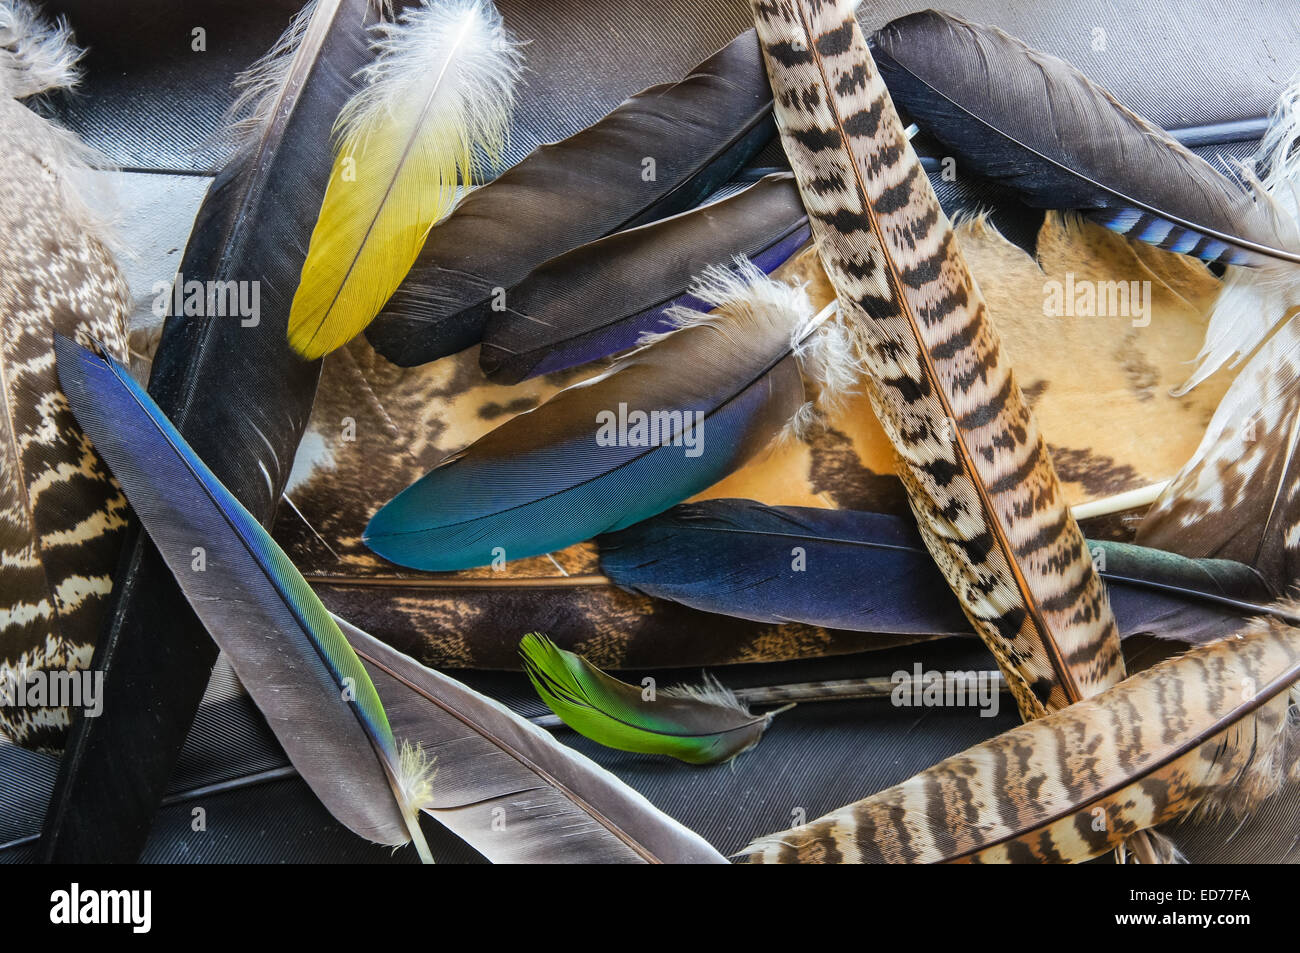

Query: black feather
<box><xmin>479</xmin><ymin>172</ymin><xmax>808</xmax><ymax>383</ymax></box>
<box><xmin>870</xmin><ymin>10</ymin><xmax>1300</xmax><ymax>268</ymax></box>
<box><xmin>365</xmin><ymin>28</ymin><xmax>777</xmax><ymax>366</ymax></box>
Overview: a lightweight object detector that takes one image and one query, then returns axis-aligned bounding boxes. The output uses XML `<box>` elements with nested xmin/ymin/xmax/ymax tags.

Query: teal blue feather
<box><xmin>365</xmin><ymin>261</ymin><xmax>823</xmax><ymax>571</ymax></box>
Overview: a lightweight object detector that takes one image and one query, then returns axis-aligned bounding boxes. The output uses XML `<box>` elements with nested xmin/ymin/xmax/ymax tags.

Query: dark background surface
<box><xmin>4</xmin><ymin>0</ymin><xmax>1298</xmax><ymax>863</ymax></box>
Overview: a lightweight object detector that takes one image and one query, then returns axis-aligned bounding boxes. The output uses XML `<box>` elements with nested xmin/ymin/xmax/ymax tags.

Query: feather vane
<box><xmin>750</xmin><ymin>0</ymin><xmax>1122</xmax><ymax>719</ymax></box>
<box><xmin>520</xmin><ymin>633</ymin><xmax>779</xmax><ymax>765</ymax></box>
<box><xmin>745</xmin><ymin>611</ymin><xmax>1300</xmax><ymax>863</ymax></box>
<box><xmin>287</xmin><ymin>0</ymin><xmax>522</xmax><ymax>359</ymax></box>
<box><xmin>479</xmin><ymin>172</ymin><xmax>810</xmax><ymax>383</ymax></box>
<box><xmin>364</xmin><ymin>260</ymin><xmax>851</xmax><ymax>571</ymax></box>
<box><xmin>599</xmin><ymin>499</ymin><xmax>1279</xmax><ymax>644</ymax></box>
<box><xmin>54</xmin><ymin>337</ymin><xmax>434</xmax><ymax>857</ymax></box>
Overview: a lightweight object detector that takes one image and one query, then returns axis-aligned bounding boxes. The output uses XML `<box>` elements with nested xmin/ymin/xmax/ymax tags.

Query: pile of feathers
<box><xmin>3</xmin><ymin>0</ymin><xmax>1300</xmax><ymax>864</ymax></box>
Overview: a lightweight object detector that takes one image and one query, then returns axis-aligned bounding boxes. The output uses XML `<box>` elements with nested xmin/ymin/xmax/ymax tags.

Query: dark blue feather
<box><xmin>598</xmin><ymin>499</ymin><xmax>1281</xmax><ymax>643</ymax></box>
<box><xmin>479</xmin><ymin>173</ymin><xmax>809</xmax><ymax>384</ymax></box>
<box><xmin>871</xmin><ymin>11</ymin><xmax>1300</xmax><ymax>268</ymax></box>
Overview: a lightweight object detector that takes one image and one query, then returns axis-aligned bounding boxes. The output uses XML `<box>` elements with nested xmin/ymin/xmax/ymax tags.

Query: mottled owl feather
<box><xmin>746</xmin><ymin>611</ymin><xmax>1300</xmax><ymax>863</ymax></box>
<box><xmin>0</xmin><ymin>0</ymin><xmax>129</xmax><ymax>750</ymax></box>
<box><xmin>750</xmin><ymin>0</ymin><xmax>1122</xmax><ymax>719</ymax></box>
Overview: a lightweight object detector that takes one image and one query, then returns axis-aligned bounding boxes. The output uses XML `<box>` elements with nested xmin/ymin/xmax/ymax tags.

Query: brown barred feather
<box><xmin>0</xmin><ymin>2</ymin><xmax>130</xmax><ymax>750</ymax></box>
<box><xmin>750</xmin><ymin>0</ymin><xmax>1122</xmax><ymax>719</ymax></box>
<box><xmin>746</xmin><ymin>611</ymin><xmax>1300</xmax><ymax>863</ymax></box>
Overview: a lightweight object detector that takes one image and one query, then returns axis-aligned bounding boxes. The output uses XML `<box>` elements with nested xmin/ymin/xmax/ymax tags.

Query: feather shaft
<box><xmin>751</xmin><ymin>0</ymin><xmax>1122</xmax><ymax>719</ymax></box>
<box><xmin>288</xmin><ymin>0</ymin><xmax>522</xmax><ymax>359</ymax></box>
<box><xmin>746</xmin><ymin>612</ymin><xmax>1300</xmax><ymax>863</ymax></box>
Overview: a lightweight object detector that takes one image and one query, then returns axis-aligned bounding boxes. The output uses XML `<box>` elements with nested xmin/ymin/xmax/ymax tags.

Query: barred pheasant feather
<box><xmin>0</xmin><ymin>0</ymin><xmax>129</xmax><ymax>750</ymax></box>
<box><xmin>749</xmin><ymin>0</ymin><xmax>1122</xmax><ymax>720</ymax></box>
<box><xmin>746</xmin><ymin>612</ymin><xmax>1300</xmax><ymax>863</ymax></box>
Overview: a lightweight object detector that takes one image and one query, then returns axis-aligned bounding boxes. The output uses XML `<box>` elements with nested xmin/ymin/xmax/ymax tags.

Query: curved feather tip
<box><xmin>520</xmin><ymin>633</ymin><xmax>781</xmax><ymax>765</ymax></box>
<box><xmin>287</xmin><ymin>0</ymin><xmax>523</xmax><ymax>359</ymax></box>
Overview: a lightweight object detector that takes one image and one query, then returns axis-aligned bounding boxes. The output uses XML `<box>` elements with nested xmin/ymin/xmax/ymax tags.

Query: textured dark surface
<box><xmin>43</xmin><ymin>0</ymin><xmax>1300</xmax><ymax>174</ymax></box>
<box><xmin>3</xmin><ymin>639</ymin><xmax>1017</xmax><ymax>862</ymax></box>
<box><xmin>7</xmin><ymin>0</ymin><xmax>1296</xmax><ymax>864</ymax></box>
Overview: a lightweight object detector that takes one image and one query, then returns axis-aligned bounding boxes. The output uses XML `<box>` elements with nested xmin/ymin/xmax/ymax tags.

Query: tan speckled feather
<box><xmin>0</xmin><ymin>2</ymin><xmax>130</xmax><ymax>750</ymax></box>
<box><xmin>746</xmin><ymin>611</ymin><xmax>1300</xmax><ymax>863</ymax></box>
<box><xmin>750</xmin><ymin>0</ymin><xmax>1121</xmax><ymax>719</ymax></box>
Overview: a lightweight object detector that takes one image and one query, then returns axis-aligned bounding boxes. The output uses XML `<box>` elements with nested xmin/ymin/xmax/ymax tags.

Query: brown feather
<box><xmin>0</xmin><ymin>4</ymin><xmax>129</xmax><ymax>750</ymax></box>
<box><xmin>750</xmin><ymin>0</ymin><xmax>1120</xmax><ymax>718</ymax></box>
<box><xmin>745</xmin><ymin>611</ymin><xmax>1300</xmax><ymax>864</ymax></box>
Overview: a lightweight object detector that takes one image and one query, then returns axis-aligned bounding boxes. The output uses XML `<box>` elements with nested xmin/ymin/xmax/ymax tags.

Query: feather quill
<box><xmin>519</xmin><ymin>633</ymin><xmax>781</xmax><ymax>765</ymax></box>
<box><xmin>287</xmin><ymin>0</ymin><xmax>522</xmax><ymax>359</ymax></box>
<box><xmin>39</xmin><ymin>0</ymin><xmax>385</xmax><ymax>863</ymax></box>
<box><xmin>745</xmin><ymin>611</ymin><xmax>1300</xmax><ymax>863</ymax></box>
<box><xmin>364</xmin><ymin>259</ymin><xmax>853</xmax><ymax>571</ymax></box>
<box><xmin>365</xmin><ymin>28</ymin><xmax>777</xmax><ymax>366</ymax></box>
<box><xmin>479</xmin><ymin>172</ymin><xmax>810</xmax><ymax>383</ymax></box>
<box><xmin>868</xmin><ymin>10</ymin><xmax>1300</xmax><ymax>390</ymax></box>
<box><xmin>751</xmin><ymin>0</ymin><xmax>1122</xmax><ymax>719</ymax></box>
<box><xmin>0</xmin><ymin>0</ymin><xmax>129</xmax><ymax>750</ymax></box>
<box><xmin>54</xmin><ymin>337</ymin><xmax>435</xmax><ymax>860</ymax></box>
<box><xmin>598</xmin><ymin>499</ymin><xmax>1281</xmax><ymax>645</ymax></box>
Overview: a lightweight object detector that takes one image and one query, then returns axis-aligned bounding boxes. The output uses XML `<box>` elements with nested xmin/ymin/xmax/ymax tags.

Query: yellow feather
<box><xmin>288</xmin><ymin>0</ymin><xmax>520</xmax><ymax>360</ymax></box>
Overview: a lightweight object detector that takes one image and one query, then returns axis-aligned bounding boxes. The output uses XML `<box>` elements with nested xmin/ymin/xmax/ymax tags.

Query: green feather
<box><xmin>519</xmin><ymin>633</ymin><xmax>781</xmax><ymax>765</ymax></box>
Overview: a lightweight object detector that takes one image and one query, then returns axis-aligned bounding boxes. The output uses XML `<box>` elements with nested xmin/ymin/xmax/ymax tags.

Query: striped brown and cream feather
<box><xmin>0</xmin><ymin>2</ymin><xmax>130</xmax><ymax>750</ymax></box>
<box><xmin>746</xmin><ymin>611</ymin><xmax>1300</xmax><ymax>863</ymax></box>
<box><xmin>749</xmin><ymin>0</ymin><xmax>1121</xmax><ymax>719</ymax></box>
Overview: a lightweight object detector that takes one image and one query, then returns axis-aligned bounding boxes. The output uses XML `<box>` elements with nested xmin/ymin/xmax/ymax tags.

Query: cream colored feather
<box><xmin>287</xmin><ymin>0</ymin><xmax>521</xmax><ymax>359</ymax></box>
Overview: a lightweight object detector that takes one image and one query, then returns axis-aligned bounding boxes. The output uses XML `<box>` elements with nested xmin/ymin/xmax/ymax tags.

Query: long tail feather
<box><xmin>519</xmin><ymin>633</ymin><xmax>779</xmax><ymax>765</ymax></box>
<box><xmin>288</xmin><ymin>0</ymin><xmax>522</xmax><ymax>359</ymax></box>
<box><xmin>39</xmin><ymin>0</ymin><xmax>384</xmax><ymax>863</ymax></box>
<box><xmin>365</xmin><ymin>28</ymin><xmax>777</xmax><ymax>366</ymax></box>
<box><xmin>54</xmin><ymin>337</ymin><xmax>433</xmax><ymax>858</ymax></box>
<box><xmin>342</xmin><ymin>621</ymin><xmax>727</xmax><ymax>862</ymax></box>
<box><xmin>745</xmin><ymin>611</ymin><xmax>1300</xmax><ymax>863</ymax></box>
<box><xmin>751</xmin><ymin>0</ymin><xmax>1122</xmax><ymax>719</ymax></box>
<box><xmin>0</xmin><ymin>0</ymin><xmax>129</xmax><ymax>750</ymax></box>
<box><xmin>598</xmin><ymin>499</ymin><xmax>1282</xmax><ymax>644</ymax></box>
<box><xmin>364</xmin><ymin>259</ymin><xmax>852</xmax><ymax>570</ymax></box>
<box><xmin>479</xmin><ymin>173</ymin><xmax>810</xmax><ymax>383</ymax></box>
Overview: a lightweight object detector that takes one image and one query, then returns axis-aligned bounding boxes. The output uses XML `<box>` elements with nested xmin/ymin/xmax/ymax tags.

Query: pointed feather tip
<box><xmin>286</xmin><ymin>0</ymin><xmax>524</xmax><ymax>361</ymax></box>
<box><xmin>0</xmin><ymin>0</ymin><xmax>82</xmax><ymax>99</ymax></box>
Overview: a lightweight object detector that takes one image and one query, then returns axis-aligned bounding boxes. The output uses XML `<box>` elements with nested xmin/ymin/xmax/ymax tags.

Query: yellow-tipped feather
<box><xmin>288</xmin><ymin>0</ymin><xmax>521</xmax><ymax>359</ymax></box>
